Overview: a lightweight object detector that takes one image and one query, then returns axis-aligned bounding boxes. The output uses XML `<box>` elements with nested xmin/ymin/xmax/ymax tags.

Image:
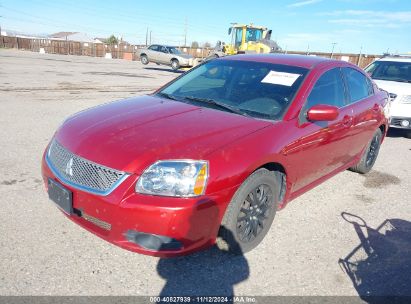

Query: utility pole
<box><xmin>357</xmin><ymin>45</ymin><xmax>363</xmax><ymax>66</ymax></box>
<box><xmin>184</xmin><ymin>17</ymin><xmax>187</xmax><ymax>47</ymax></box>
<box><xmin>145</xmin><ymin>28</ymin><xmax>148</xmax><ymax>46</ymax></box>
<box><xmin>330</xmin><ymin>42</ymin><xmax>337</xmax><ymax>58</ymax></box>
<box><xmin>306</xmin><ymin>44</ymin><xmax>310</xmax><ymax>55</ymax></box>
<box><xmin>149</xmin><ymin>31</ymin><xmax>152</xmax><ymax>45</ymax></box>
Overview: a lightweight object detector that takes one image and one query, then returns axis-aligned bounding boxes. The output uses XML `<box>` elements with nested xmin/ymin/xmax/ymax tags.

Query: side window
<box><xmin>343</xmin><ymin>68</ymin><xmax>371</xmax><ymax>103</ymax></box>
<box><xmin>303</xmin><ymin>68</ymin><xmax>345</xmax><ymax>113</ymax></box>
<box><xmin>148</xmin><ymin>45</ymin><xmax>158</xmax><ymax>51</ymax></box>
<box><xmin>160</xmin><ymin>46</ymin><xmax>168</xmax><ymax>53</ymax></box>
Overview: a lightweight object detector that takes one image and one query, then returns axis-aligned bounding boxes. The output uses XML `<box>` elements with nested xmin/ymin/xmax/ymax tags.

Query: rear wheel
<box><xmin>217</xmin><ymin>168</ymin><xmax>283</xmax><ymax>254</ymax></box>
<box><xmin>140</xmin><ymin>55</ymin><xmax>149</xmax><ymax>65</ymax></box>
<box><xmin>350</xmin><ymin>128</ymin><xmax>382</xmax><ymax>174</ymax></box>
<box><xmin>171</xmin><ymin>59</ymin><xmax>180</xmax><ymax>71</ymax></box>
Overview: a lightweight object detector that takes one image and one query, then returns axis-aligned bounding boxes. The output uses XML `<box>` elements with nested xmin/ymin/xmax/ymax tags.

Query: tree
<box><xmin>107</xmin><ymin>35</ymin><xmax>119</xmax><ymax>45</ymax></box>
<box><xmin>203</xmin><ymin>42</ymin><xmax>211</xmax><ymax>48</ymax></box>
<box><xmin>191</xmin><ymin>41</ymin><xmax>199</xmax><ymax>48</ymax></box>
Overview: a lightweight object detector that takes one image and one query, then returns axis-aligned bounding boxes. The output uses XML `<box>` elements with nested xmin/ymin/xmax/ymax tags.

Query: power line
<box><xmin>2</xmin><ymin>2</ymin><xmax>226</xmax><ymax>45</ymax></box>
<box><xmin>28</xmin><ymin>0</ymin><xmax>226</xmax><ymax>34</ymax></box>
<box><xmin>2</xmin><ymin>6</ymin><xmax>142</xmax><ymax>38</ymax></box>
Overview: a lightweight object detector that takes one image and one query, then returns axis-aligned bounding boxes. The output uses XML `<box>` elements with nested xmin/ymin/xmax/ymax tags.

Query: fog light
<box><xmin>125</xmin><ymin>230</ymin><xmax>182</xmax><ymax>251</ymax></box>
<box><xmin>401</xmin><ymin>120</ymin><xmax>410</xmax><ymax>127</ymax></box>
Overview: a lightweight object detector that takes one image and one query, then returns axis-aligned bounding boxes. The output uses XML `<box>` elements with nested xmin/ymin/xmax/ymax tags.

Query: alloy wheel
<box><xmin>366</xmin><ymin>134</ymin><xmax>380</xmax><ymax>167</ymax></box>
<box><xmin>236</xmin><ymin>184</ymin><xmax>273</xmax><ymax>243</ymax></box>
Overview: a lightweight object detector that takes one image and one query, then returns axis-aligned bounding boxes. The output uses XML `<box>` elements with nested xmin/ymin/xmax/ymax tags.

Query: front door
<box><xmin>286</xmin><ymin>67</ymin><xmax>355</xmax><ymax>192</ymax></box>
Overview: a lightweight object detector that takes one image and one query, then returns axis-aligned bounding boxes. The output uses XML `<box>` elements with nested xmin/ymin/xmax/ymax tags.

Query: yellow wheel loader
<box><xmin>209</xmin><ymin>23</ymin><xmax>280</xmax><ymax>59</ymax></box>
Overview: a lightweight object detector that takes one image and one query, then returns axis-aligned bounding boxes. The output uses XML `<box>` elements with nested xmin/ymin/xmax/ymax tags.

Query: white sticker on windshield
<box><xmin>261</xmin><ymin>71</ymin><xmax>301</xmax><ymax>86</ymax></box>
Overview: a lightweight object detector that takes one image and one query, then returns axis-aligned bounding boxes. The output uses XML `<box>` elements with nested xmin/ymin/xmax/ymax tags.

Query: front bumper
<box><xmin>41</xmin><ymin>154</ymin><xmax>236</xmax><ymax>257</ymax></box>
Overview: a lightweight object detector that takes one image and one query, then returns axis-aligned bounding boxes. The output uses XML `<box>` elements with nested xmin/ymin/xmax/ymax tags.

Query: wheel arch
<box><xmin>379</xmin><ymin>123</ymin><xmax>388</xmax><ymax>142</ymax></box>
<box><xmin>379</xmin><ymin>124</ymin><xmax>386</xmax><ymax>135</ymax></box>
<box><xmin>255</xmin><ymin>162</ymin><xmax>287</xmax><ymax>207</ymax></box>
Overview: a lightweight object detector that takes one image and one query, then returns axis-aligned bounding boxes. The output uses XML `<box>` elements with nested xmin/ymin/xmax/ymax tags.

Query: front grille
<box><xmin>46</xmin><ymin>140</ymin><xmax>128</xmax><ymax>195</ymax></box>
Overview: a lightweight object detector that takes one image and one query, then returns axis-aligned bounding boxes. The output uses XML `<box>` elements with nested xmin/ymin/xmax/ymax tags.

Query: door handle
<box><xmin>342</xmin><ymin>115</ymin><xmax>353</xmax><ymax>126</ymax></box>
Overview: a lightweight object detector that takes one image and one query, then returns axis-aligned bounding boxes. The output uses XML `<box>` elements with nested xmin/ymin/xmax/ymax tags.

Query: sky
<box><xmin>1</xmin><ymin>0</ymin><xmax>410</xmax><ymax>54</ymax></box>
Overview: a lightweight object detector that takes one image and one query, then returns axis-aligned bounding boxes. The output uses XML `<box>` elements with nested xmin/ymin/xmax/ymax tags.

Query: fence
<box><xmin>0</xmin><ymin>36</ymin><xmax>380</xmax><ymax>68</ymax></box>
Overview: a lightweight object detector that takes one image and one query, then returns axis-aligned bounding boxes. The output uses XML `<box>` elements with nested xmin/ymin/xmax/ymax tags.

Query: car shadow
<box><xmin>156</xmin><ymin>201</ymin><xmax>249</xmax><ymax>301</ymax></box>
<box><xmin>339</xmin><ymin>212</ymin><xmax>411</xmax><ymax>303</ymax></box>
<box><xmin>143</xmin><ymin>67</ymin><xmax>184</xmax><ymax>74</ymax></box>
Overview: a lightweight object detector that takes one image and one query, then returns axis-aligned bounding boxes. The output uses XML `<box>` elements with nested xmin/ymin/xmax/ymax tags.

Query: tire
<box><xmin>350</xmin><ymin>128</ymin><xmax>382</xmax><ymax>174</ymax></box>
<box><xmin>216</xmin><ymin>168</ymin><xmax>283</xmax><ymax>254</ymax></box>
<box><xmin>171</xmin><ymin>59</ymin><xmax>180</xmax><ymax>71</ymax></box>
<box><xmin>405</xmin><ymin>129</ymin><xmax>411</xmax><ymax>139</ymax></box>
<box><xmin>140</xmin><ymin>55</ymin><xmax>149</xmax><ymax>65</ymax></box>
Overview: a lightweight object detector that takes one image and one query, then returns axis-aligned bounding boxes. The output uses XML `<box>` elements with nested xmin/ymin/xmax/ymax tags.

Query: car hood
<box><xmin>374</xmin><ymin>79</ymin><xmax>411</xmax><ymax>96</ymax></box>
<box><xmin>55</xmin><ymin>95</ymin><xmax>271</xmax><ymax>173</ymax></box>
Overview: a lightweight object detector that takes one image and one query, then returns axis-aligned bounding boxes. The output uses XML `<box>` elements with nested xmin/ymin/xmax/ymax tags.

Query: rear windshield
<box><xmin>160</xmin><ymin>59</ymin><xmax>309</xmax><ymax>120</ymax></box>
<box><xmin>365</xmin><ymin>60</ymin><xmax>411</xmax><ymax>83</ymax></box>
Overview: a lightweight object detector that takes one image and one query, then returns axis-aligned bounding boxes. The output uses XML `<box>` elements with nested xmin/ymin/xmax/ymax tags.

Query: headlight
<box><xmin>136</xmin><ymin>160</ymin><xmax>208</xmax><ymax>197</ymax></box>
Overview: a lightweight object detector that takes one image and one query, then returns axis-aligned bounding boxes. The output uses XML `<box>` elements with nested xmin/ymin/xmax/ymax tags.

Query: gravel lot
<box><xmin>1</xmin><ymin>49</ymin><xmax>410</xmax><ymax>298</ymax></box>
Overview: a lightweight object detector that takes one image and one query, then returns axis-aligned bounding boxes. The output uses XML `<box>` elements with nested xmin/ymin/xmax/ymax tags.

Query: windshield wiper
<box><xmin>183</xmin><ymin>96</ymin><xmax>249</xmax><ymax>117</ymax></box>
<box><xmin>156</xmin><ymin>92</ymin><xmax>181</xmax><ymax>101</ymax></box>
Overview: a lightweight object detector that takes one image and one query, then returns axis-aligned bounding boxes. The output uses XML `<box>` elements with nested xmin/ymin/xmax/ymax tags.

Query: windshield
<box><xmin>365</xmin><ymin>60</ymin><xmax>411</xmax><ymax>83</ymax></box>
<box><xmin>246</xmin><ymin>28</ymin><xmax>263</xmax><ymax>42</ymax></box>
<box><xmin>167</xmin><ymin>47</ymin><xmax>182</xmax><ymax>54</ymax></box>
<box><xmin>159</xmin><ymin>59</ymin><xmax>308</xmax><ymax>120</ymax></box>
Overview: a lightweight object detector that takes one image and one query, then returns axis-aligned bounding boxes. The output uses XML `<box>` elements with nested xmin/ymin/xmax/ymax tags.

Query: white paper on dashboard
<box><xmin>261</xmin><ymin>71</ymin><xmax>301</xmax><ymax>86</ymax></box>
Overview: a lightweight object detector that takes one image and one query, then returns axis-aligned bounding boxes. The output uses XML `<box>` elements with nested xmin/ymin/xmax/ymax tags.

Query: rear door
<box><xmin>342</xmin><ymin>67</ymin><xmax>380</xmax><ymax>158</ymax></box>
<box><xmin>287</xmin><ymin>67</ymin><xmax>355</xmax><ymax>192</ymax></box>
<box><xmin>158</xmin><ymin>46</ymin><xmax>171</xmax><ymax>64</ymax></box>
<box><xmin>147</xmin><ymin>45</ymin><xmax>160</xmax><ymax>62</ymax></box>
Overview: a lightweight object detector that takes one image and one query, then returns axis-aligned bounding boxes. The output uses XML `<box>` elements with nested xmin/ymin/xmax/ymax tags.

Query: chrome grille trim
<box><xmin>46</xmin><ymin>139</ymin><xmax>129</xmax><ymax>196</ymax></box>
<box><xmin>82</xmin><ymin>212</ymin><xmax>112</xmax><ymax>231</ymax></box>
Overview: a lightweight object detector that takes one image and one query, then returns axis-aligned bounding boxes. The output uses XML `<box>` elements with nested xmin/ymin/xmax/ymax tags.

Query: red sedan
<box><xmin>42</xmin><ymin>54</ymin><xmax>389</xmax><ymax>257</ymax></box>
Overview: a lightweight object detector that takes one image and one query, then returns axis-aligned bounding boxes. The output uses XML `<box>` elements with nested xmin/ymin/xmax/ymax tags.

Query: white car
<box><xmin>365</xmin><ymin>56</ymin><xmax>411</xmax><ymax>138</ymax></box>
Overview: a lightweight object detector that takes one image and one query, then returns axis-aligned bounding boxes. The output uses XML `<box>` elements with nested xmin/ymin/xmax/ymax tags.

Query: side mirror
<box><xmin>306</xmin><ymin>104</ymin><xmax>339</xmax><ymax>121</ymax></box>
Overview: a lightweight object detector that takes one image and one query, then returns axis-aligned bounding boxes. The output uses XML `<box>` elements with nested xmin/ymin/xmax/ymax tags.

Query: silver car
<box><xmin>138</xmin><ymin>45</ymin><xmax>194</xmax><ymax>70</ymax></box>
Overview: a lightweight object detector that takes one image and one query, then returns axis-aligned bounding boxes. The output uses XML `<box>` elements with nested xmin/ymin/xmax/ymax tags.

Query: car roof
<box><xmin>150</xmin><ymin>44</ymin><xmax>176</xmax><ymax>48</ymax></box>
<box><xmin>378</xmin><ymin>56</ymin><xmax>411</xmax><ymax>63</ymax></box>
<box><xmin>222</xmin><ymin>54</ymin><xmax>338</xmax><ymax>69</ymax></box>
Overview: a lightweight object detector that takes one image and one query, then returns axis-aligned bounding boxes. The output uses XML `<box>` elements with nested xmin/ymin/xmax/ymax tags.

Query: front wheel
<box><xmin>171</xmin><ymin>59</ymin><xmax>180</xmax><ymax>71</ymax></box>
<box><xmin>140</xmin><ymin>55</ymin><xmax>149</xmax><ymax>65</ymax></box>
<box><xmin>350</xmin><ymin>128</ymin><xmax>382</xmax><ymax>174</ymax></box>
<box><xmin>217</xmin><ymin>168</ymin><xmax>283</xmax><ymax>254</ymax></box>
<box><xmin>404</xmin><ymin>129</ymin><xmax>411</xmax><ymax>139</ymax></box>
